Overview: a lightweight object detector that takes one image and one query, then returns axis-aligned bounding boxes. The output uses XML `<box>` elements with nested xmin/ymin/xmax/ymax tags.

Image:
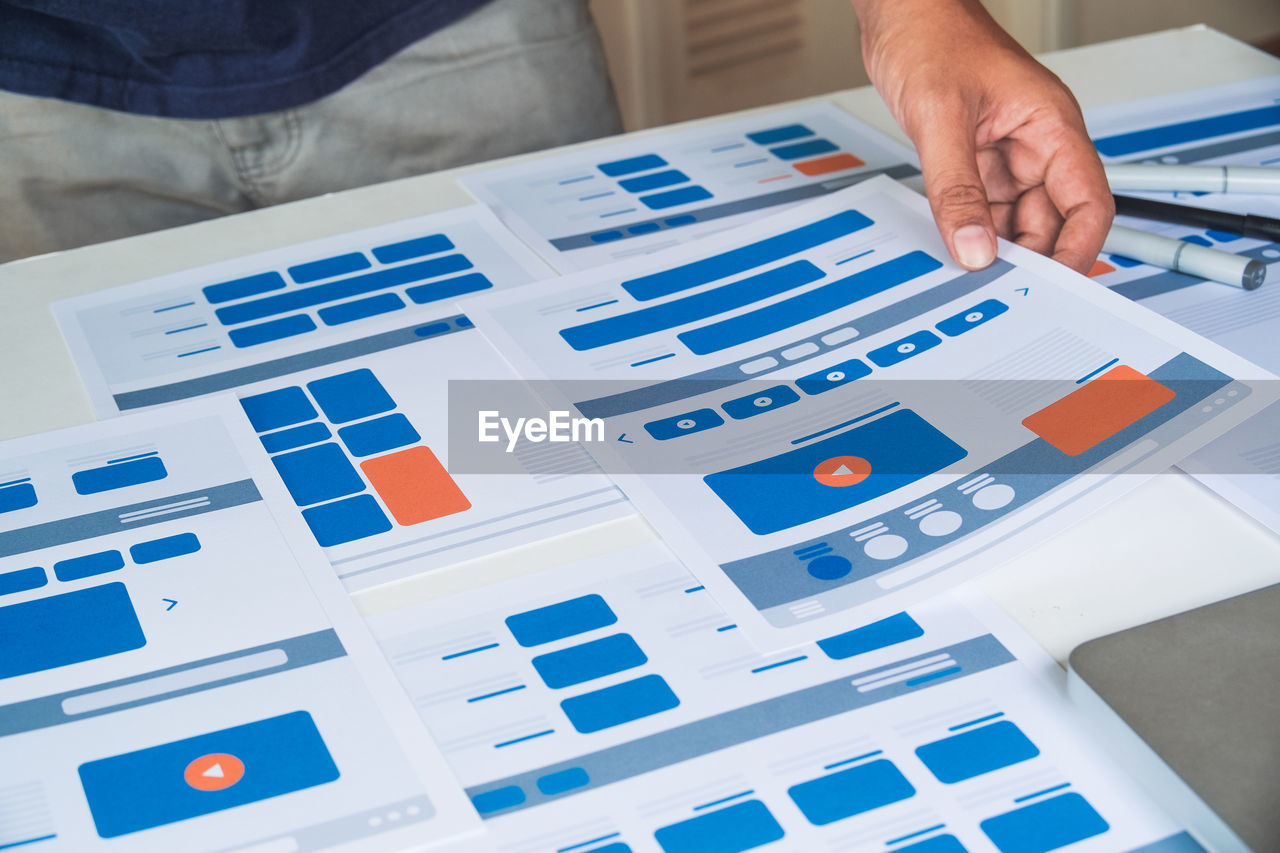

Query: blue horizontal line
<box><xmin>906</xmin><ymin>666</ymin><xmax>962</xmax><ymax>686</ymax></box>
<box><xmin>836</xmin><ymin>249</ymin><xmax>875</xmax><ymax>265</ymax></box>
<box><xmin>0</xmin><ymin>477</ymin><xmax>32</xmax><ymax>488</ymax></box>
<box><xmin>580</xmin><ymin>192</ymin><xmax>615</xmax><ymax>201</ymax></box>
<box><xmin>716</xmin><ymin>624</ymin><xmax>738</xmax><ymax>632</ymax></box>
<box><xmin>600</xmin><ymin>208</ymin><xmax>637</xmax><ymax>218</ymax></box>
<box><xmin>154</xmin><ymin>301</ymin><xmax>195</xmax><ymax>313</ymax></box>
<box><xmin>751</xmin><ymin>655</ymin><xmax>807</xmax><ymax>673</ymax></box>
<box><xmin>949</xmin><ymin>711</ymin><xmax>1005</xmax><ymax>731</ymax></box>
<box><xmin>176</xmin><ymin>346</ymin><xmax>221</xmax><ymax>358</ymax></box>
<box><xmin>107</xmin><ymin>451</ymin><xmax>158</xmax><ymax>465</ymax></box>
<box><xmin>442</xmin><ymin>642</ymin><xmax>499</xmax><ymax>660</ymax></box>
<box><xmin>1263</xmin><ymin>155</ymin><xmax>1280</xmax><ymax>165</ymax></box>
<box><xmin>734</xmin><ymin>158</ymin><xmax>768</xmax><ymax>168</ymax></box>
<box><xmin>468</xmin><ymin>684</ymin><xmax>527</xmax><ymax>703</ymax></box>
<box><xmin>798</xmin><ymin>547</ymin><xmax>832</xmax><ymax>558</ymax></box>
<box><xmin>823</xmin><ymin>749</ymin><xmax>883</xmax><ymax>770</ymax></box>
<box><xmin>164</xmin><ymin>323</ymin><xmax>208</xmax><ymax>334</ymax></box>
<box><xmin>577</xmin><ymin>300</ymin><xmax>619</xmax><ymax>312</ymax></box>
<box><xmin>1014</xmin><ymin>782</ymin><xmax>1071</xmax><ymax>803</ymax></box>
<box><xmin>630</xmin><ymin>353</ymin><xmax>675</xmax><ymax>367</ymax></box>
<box><xmin>0</xmin><ymin>835</ymin><xmax>57</xmax><ymax>851</ymax></box>
<box><xmin>559</xmin><ymin>175</ymin><xmax>594</xmax><ymax>185</ymax></box>
<box><xmin>886</xmin><ymin>824</ymin><xmax>946</xmax><ymax>846</ymax></box>
<box><xmin>684</xmin><ymin>585</ymin><xmax>705</xmax><ymax>593</ymax></box>
<box><xmin>557</xmin><ymin>832</ymin><xmax>621</xmax><ymax>852</ymax></box>
<box><xmin>1076</xmin><ymin>357</ymin><xmax>1119</xmax><ymax>384</ymax></box>
<box><xmin>711</xmin><ymin>143</ymin><xmax>746</xmax><ymax>152</ymax></box>
<box><xmin>794</xmin><ymin>542</ymin><xmax>830</xmax><ymax>556</ymax></box>
<box><xmin>693</xmin><ymin>789</ymin><xmax>755</xmax><ymax>811</ymax></box>
<box><xmin>792</xmin><ymin>402</ymin><xmax>900</xmax><ymax>445</ymax></box>
<box><xmin>495</xmin><ymin>729</ymin><xmax>555</xmax><ymax>748</ymax></box>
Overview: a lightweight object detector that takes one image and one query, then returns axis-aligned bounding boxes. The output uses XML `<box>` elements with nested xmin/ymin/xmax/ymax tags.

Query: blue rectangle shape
<box><xmin>980</xmin><ymin>793</ymin><xmax>1110</xmax><ymax>853</ymax></box>
<box><xmin>288</xmin><ymin>252</ymin><xmax>371</xmax><ymax>284</ymax></box>
<box><xmin>471</xmin><ymin>785</ymin><xmax>526</xmax><ymax>815</ymax></box>
<box><xmin>867</xmin><ymin>329</ymin><xmax>942</xmax><ymax>367</ymax></box>
<box><xmin>816</xmin><ymin>612</ymin><xmax>924</xmax><ymax>659</ymax></box>
<box><xmin>532</xmin><ymin>633</ymin><xmax>648</xmax><ymax>689</ymax></box>
<box><xmin>645</xmin><ymin>408</ymin><xmax>724</xmax><ymax>440</ymax></box>
<box><xmin>747</xmin><ymin>124</ymin><xmax>814</xmax><ymax>145</ymax></box>
<box><xmin>680</xmin><ymin>251</ymin><xmax>942</xmax><ymax>355</ymax></box>
<box><xmin>654</xmin><ymin>799</ymin><xmax>784</xmax><ymax>853</ymax></box>
<box><xmin>72</xmin><ymin>457</ymin><xmax>168</xmax><ymax>496</ymax></box>
<box><xmin>203</xmin><ymin>271</ymin><xmax>286</xmax><ymax>304</ymax></box>
<box><xmin>624</xmin><ymin>210</ymin><xmax>875</xmax><ymax>301</ymax></box>
<box><xmin>78</xmin><ymin>711</ymin><xmax>339</xmax><ymax>838</ymax></box>
<box><xmin>561</xmin><ymin>260</ymin><xmax>824</xmax><ymax>351</ymax></box>
<box><xmin>260</xmin><ymin>422</ymin><xmax>331</xmax><ymax>453</ymax></box>
<box><xmin>639</xmin><ymin>185</ymin><xmax>713</xmax><ymax>210</ymax></box>
<box><xmin>536</xmin><ymin>767</ymin><xmax>590</xmax><ymax>795</ymax></box>
<box><xmin>0</xmin><ymin>482</ymin><xmax>38</xmax><ymax>513</ymax></box>
<box><xmin>271</xmin><ymin>443</ymin><xmax>366</xmax><ymax>507</ymax></box>
<box><xmin>620</xmin><ymin>170</ymin><xmax>690</xmax><ymax>193</ymax></box>
<box><xmin>916</xmin><ymin>721</ymin><xmax>1040</xmax><ymax>783</ymax></box>
<box><xmin>54</xmin><ymin>550</ymin><xmax>125</xmax><ymax>582</ymax></box>
<box><xmin>405</xmin><ymin>272</ymin><xmax>493</xmax><ymax>304</ymax></box>
<box><xmin>0</xmin><ymin>567</ymin><xmax>46</xmax><ymax>596</ymax></box>
<box><xmin>215</xmin><ymin>255</ymin><xmax>473</xmax><ymax>325</ymax></box>
<box><xmin>704</xmin><ymin>408</ymin><xmax>966</xmax><ymax>535</ymax></box>
<box><xmin>372</xmin><ymin>233</ymin><xmax>455</xmax><ymax>264</ymax></box>
<box><xmin>1094</xmin><ymin>104</ymin><xmax>1280</xmax><ymax>156</ymax></box>
<box><xmin>560</xmin><ymin>674</ymin><xmax>679</xmax><ymax>733</ymax></box>
<box><xmin>337</xmin><ymin>413</ymin><xmax>420</xmax><ymax>457</ymax></box>
<box><xmin>0</xmin><ymin>583</ymin><xmax>145</xmax><ymax>679</ymax></box>
<box><xmin>240</xmin><ymin>386</ymin><xmax>317</xmax><ymax>433</ymax></box>
<box><xmin>129</xmin><ymin>533</ymin><xmax>201</xmax><ymax>565</ymax></box>
<box><xmin>787</xmin><ymin>759</ymin><xmax>916</xmax><ymax>825</ymax></box>
<box><xmin>598</xmin><ymin>154</ymin><xmax>667</xmax><ymax>176</ymax></box>
<box><xmin>897</xmin><ymin>835</ymin><xmax>968</xmax><ymax>853</ymax></box>
<box><xmin>936</xmin><ymin>299</ymin><xmax>1008</xmax><ymax>337</ymax></box>
<box><xmin>796</xmin><ymin>358</ymin><xmax>872</xmax><ymax>395</ymax></box>
<box><xmin>771</xmin><ymin>139</ymin><xmax>839</xmax><ymax>160</ymax></box>
<box><xmin>228</xmin><ymin>314</ymin><xmax>317</xmax><ymax>348</ymax></box>
<box><xmin>506</xmin><ymin>594</ymin><xmax>617</xmax><ymax>647</ymax></box>
<box><xmin>722</xmin><ymin>385</ymin><xmax>799</xmax><ymax>420</ymax></box>
<box><xmin>317</xmin><ymin>292</ymin><xmax>405</xmax><ymax>326</ymax></box>
<box><xmin>302</xmin><ymin>494</ymin><xmax>392</xmax><ymax>546</ymax></box>
<box><xmin>307</xmin><ymin>368</ymin><xmax>395</xmax><ymax>423</ymax></box>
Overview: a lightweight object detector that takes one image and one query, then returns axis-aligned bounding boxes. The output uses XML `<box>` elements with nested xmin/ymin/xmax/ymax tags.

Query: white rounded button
<box><xmin>1214</xmin><ymin>397</ymin><xmax>1225</xmax><ymax>405</ymax></box>
<box><xmin>677</xmin><ymin>419</ymin><xmax>696</xmax><ymax>429</ymax></box>
<box><xmin>369</xmin><ymin>817</ymin><xmax>383</xmax><ymax>827</ymax></box>
<box><xmin>754</xmin><ymin>396</ymin><xmax>772</xmax><ymax>407</ymax></box>
<box><xmin>827</xmin><ymin>370</ymin><xmax>845</xmax><ymax>382</ymax></box>
<box><xmin>965</xmin><ymin>311</ymin><xmax>983</xmax><ymax>323</ymax></box>
<box><xmin>919</xmin><ymin>510</ymin><xmax>962</xmax><ymax>537</ymax></box>
<box><xmin>406</xmin><ymin>806</ymin><xmax>421</xmax><ymax>816</ymax></box>
<box><xmin>972</xmin><ymin>484</ymin><xmax>1015</xmax><ymax>510</ymax></box>
<box><xmin>897</xmin><ymin>343</ymin><xmax>916</xmax><ymax>354</ymax></box>
<box><xmin>388</xmin><ymin>811</ymin><xmax>401</xmax><ymax>822</ymax></box>
<box><xmin>1201</xmin><ymin>405</ymin><xmax>1213</xmax><ymax>413</ymax></box>
<box><xmin>864</xmin><ymin>534</ymin><xmax>908</xmax><ymax>560</ymax></box>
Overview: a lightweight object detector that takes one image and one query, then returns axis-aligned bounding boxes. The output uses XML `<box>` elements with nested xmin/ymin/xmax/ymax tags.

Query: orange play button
<box><xmin>813</xmin><ymin>456</ymin><xmax>872</xmax><ymax>487</ymax></box>
<box><xmin>184</xmin><ymin>753</ymin><xmax>245</xmax><ymax>792</ymax></box>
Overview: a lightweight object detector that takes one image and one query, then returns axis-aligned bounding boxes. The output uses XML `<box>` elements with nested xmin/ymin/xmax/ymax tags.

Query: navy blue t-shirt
<box><xmin>0</xmin><ymin>0</ymin><xmax>493</xmax><ymax>118</ymax></box>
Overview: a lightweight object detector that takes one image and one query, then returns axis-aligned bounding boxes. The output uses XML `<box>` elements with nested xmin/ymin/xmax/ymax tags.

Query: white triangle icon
<box><xmin>203</xmin><ymin>764</ymin><xmax>225</xmax><ymax>779</ymax></box>
<box><xmin>833</xmin><ymin>464</ymin><xmax>854</xmax><ymax>477</ymax></box>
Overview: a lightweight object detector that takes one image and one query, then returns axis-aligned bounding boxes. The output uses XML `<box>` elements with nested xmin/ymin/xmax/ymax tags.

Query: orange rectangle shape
<box><xmin>1021</xmin><ymin>365</ymin><xmax>1175</xmax><ymax>456</ymax></box>
<box><xmin>361</xmin><ymin>446</ymin><xmax>471</xmax><ymax>525</ymax></box>
<box><xmin>793</xmin><ymin>153</ymin><xmax>865</xmax><ymax>177</ymax></box>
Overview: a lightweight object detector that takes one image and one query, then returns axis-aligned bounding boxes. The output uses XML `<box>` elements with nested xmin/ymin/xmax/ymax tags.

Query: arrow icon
<box><xmin>618</xmin><ymin>434</ymin><xmax>634</xmax><ymax>444</ymax></box>
<box><xmin>1015</xmin><ymin>287</ymin><xmax>1029</xmax><ymax>296</ymax></box>
<box><xmin>162</xmin><ymin>598</ymin><xmax>178</xmax><ymax>611</ymax></box>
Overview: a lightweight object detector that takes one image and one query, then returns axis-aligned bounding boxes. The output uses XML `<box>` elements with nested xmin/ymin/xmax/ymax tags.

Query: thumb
<box><xmin>914</xmin><ymin>110</ymin><xmax>997</xmax><ymax>270</ymax></box>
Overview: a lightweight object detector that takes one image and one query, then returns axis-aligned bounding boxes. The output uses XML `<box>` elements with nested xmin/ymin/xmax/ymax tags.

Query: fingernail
<box><xmin>953</xmin><ymin>225</ymin><xmax>995</xmax><ymax>269</ymax></box>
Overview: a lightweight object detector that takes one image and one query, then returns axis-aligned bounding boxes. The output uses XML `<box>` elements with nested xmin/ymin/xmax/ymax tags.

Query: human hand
<box><xmin>850</xmin><ymin>0</ymin><xmax>1113</xmax><ymax>274</ymax></box>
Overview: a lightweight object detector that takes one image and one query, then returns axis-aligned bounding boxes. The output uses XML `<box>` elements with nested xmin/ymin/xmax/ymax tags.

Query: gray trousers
<box><xmin>0</xmin><ymin>0</ymin><xmax>622</xmax><ymax>263</ymax></box>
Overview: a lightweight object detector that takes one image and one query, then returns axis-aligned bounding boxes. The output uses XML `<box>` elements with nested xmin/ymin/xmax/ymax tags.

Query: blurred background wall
<box><xmin>588</xmin><ymin>0</ymin><xmax>1280</xmax><ymax>130</ymax></box>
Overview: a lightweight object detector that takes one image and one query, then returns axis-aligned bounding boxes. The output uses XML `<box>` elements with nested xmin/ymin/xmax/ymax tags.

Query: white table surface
<box><xmin>1</xmin><ymin>25</ymin><xmax>1277</xmax><ymax>664</ymax></box>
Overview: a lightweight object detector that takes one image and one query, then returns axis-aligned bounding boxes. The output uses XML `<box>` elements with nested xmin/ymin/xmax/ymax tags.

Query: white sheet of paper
<box><xmin>467</xmin><ymin>177</ymin><xmax>1274</xmax><ymax>649</ymax></box>
<box><xmin>460</xmin><ymin>101</ymin><xmax>920</xmax><ymax>272</ymax></box>
<box><xmin>0</xmin><ymin>399</ymin><xmax>477</xmax><ymax>852</ymax></box>
<box><xmin>360</xmin><ymin>530</ymin><xmax>1199</xmax><ymax>853</ymax></box>
<box><xmin>54</xmin><ymin>204</ymin><xmax>551</xmax><ymax>418</ymax></box>
<box><xmin>1084</xmin><ymin>75</ymin><xmax>1280</xmax><ymax>534</ymax></box>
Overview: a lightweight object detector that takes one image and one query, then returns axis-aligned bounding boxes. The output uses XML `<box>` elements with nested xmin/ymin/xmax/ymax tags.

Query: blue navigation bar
<box><xmin>129</xmin><ymin>532</ymin><xmax>201</xmax><ymax>565</ymax></box>
<box><xmin>203</xmin><ymin>272</ymin><xmax>285</xmax><ymax>305</ymax></box>
<box><xmin>228</xmin><ymin>314</ymin><xmax>317</xmax><ymax>348</ymax></box>
<box><xmin>1095</xmin><ymin>104</ymin><xmax>1280</xmax><ymax>157</ymax></box>
<box><xmin>599</xmin><ymin>154</ymin><xmax>668</xmax><ymax>176</ymax></box>
<box><xmin>318</xmin><ymin>292</ymin><xmax>404</xmax><ymax>326</ymax></box>
<box><xmin>72</xmin><ymin>456</ymin><xmax>168</xmax><ymax>496</ymax></box>
<box><xmin>372</xmin><ymin>234</ymin><xmax>454</xmax><ymax>264</ymax></box>
<box><xmin>288</xmin><ymin>252</ymin><xmax>371</xmax><ymax>284</ymax></box>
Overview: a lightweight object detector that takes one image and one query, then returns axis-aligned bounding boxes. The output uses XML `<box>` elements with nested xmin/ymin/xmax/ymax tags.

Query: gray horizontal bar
<box><xmin>466</xmin><ymin>633</ymin><xmax>1013</xmax><ymax>816</ymax></box>
<box><xmin>1122</xmin><ymin>128</ymin><xmax>1280</xmax><ymax>167</ymax></box>
<box><xmin>0</xmin><ymin>479</ymin><xmax>261</xmax><ymax>558</ymax></box>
